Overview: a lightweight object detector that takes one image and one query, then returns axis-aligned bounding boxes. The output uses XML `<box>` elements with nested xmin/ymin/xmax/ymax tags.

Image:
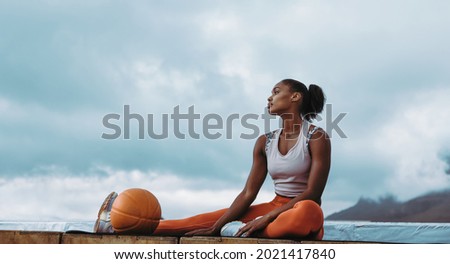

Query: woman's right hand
<box><xmin>235</xmin><ymin>216</ymin><xmax>269</xmax><ymax>237</ymax></box>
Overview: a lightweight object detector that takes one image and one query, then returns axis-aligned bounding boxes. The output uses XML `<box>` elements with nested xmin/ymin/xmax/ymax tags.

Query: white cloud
<box><xmin>373</xmin><ymin>87</ymin><xmax>450</xmax><ymax>199</ymax></box>
<box><xmin>1</xmin><ymin>165</ymin><xmax>345</xmax><ymax>222</ymax></box>
<box><xmin>199</xmin><ymin>10</ymin><xmax>241</xmax><ymax>37</ymax></box>
<box><xmin>0</xmin><ymin>97</ymin><xmax>10</xmax><ymax>112</ymax></box>
<box><xmin>128</xmin><ymin>59</ymin><xmax>206</xmax><ymax>109</ymax></box>
<box><xmin>0</xmin><ymin>167</ymin><xmax>281</xmax><ymax>221</ymax></box>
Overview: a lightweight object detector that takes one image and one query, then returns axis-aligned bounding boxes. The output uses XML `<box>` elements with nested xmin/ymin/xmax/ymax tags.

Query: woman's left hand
<box><xmin>235</xmin><ymin>215</ymin><xmax>272</xmax><ymax>237</ymax></box>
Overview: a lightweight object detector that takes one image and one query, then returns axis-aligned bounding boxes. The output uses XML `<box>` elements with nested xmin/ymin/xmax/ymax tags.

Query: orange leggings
<box><xmin>153</xmin><ymin>196</ymin><xmax>324</xmax><ymax>240</ymax></box>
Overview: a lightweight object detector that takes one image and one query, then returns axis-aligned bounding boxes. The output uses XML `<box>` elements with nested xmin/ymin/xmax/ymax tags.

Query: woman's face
<box><xmin>267</xmin><ymin>82</ymin><xmax>299</xmax><ymax>115</ymax></box>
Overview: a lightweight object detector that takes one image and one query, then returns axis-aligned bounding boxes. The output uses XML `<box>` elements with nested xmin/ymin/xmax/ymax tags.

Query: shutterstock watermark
<box><xmin>101</xmin><ymin>104</ymin><xmax>347</xmax><ymax>140</ymax></box>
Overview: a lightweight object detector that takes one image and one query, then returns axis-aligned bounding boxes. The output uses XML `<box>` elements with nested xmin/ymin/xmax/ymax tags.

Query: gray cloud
<box><xmin>1</xmin><ymin>0</ymin><xmax>450</xmax><ymax>219</ymax></box>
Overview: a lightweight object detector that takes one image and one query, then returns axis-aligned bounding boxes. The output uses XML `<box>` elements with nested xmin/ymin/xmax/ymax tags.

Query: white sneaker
<box><xmin>220</xmin><ymin>221</ymin><xmax>246</xmax><ymax>237</ymax></box>
<box><xmin>93</xmin><ymin>192</ymin><xmax>118</xmax><ymax>233</ymax></box>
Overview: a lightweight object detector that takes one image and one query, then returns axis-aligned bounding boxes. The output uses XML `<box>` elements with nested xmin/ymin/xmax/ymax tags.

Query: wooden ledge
<box><xmin>0</xmin><ymin>230</ymin><xmax>378</xmax><ymax>244</ymax></box>
<box><xmin>0</xmin><ymin>230</ymin><xmax>61</xmax><ymax>244</ymax></box>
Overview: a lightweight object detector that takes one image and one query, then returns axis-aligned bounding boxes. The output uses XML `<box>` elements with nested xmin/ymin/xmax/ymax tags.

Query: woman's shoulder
<box><xmin>306</xmin><ymin>124</ymin><xmax>328</xmax><ymax>140</ymax></box>
<box><xmin>306</xmin><ymin>124</ymin><xmax>331</xmax><ymax>153</ymax></box>
<box><xmin>264</xmin><ymin>128</ymin><xmax>280</xmax><ymax>139</ymax></box>
<box><xmin>263</xmin><ymin>129</ymin><xmax>282</xmax><ymax>150</ymax></box>
<box><xmin>253</xmin><ymin>129</ymin><xmax>280</xmax><ymax>154</ymax></box>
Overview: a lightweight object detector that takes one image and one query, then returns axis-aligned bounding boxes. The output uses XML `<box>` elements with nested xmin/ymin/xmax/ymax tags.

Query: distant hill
<box><xmin>326</xmin><ymin>189</ymin><xmax>450</xmax><ymax>223</ymax></box>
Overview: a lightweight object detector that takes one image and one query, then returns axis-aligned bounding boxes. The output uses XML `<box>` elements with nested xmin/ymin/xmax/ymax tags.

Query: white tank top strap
<box><xmin>264</xmin><ymin>129</ymin><xmax>277</xmax><ymax>153</ymax></box>
<box><xmin>306</xmin><ymin>125</ymin><xmax>320</xmax><ymax>149</ymax></box>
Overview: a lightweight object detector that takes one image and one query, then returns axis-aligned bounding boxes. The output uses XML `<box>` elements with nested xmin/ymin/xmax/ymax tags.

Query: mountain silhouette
<box><xmin>326</xmin><ymin>189</ymin><xmax>450</xmax><ymax>222</ymax></box>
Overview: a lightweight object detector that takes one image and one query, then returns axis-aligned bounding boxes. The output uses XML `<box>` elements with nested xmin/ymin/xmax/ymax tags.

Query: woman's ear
<box><xmin>291</xmin><ymin>92</ymin><xmax>301</xmax><ymax>102</ymax></box>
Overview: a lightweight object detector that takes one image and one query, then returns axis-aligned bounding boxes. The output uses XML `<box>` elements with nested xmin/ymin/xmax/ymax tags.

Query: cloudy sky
<box><xmin>1</xmin><ymin>0</ymin><xmax>450</xmax><ymax>222</ymax></box>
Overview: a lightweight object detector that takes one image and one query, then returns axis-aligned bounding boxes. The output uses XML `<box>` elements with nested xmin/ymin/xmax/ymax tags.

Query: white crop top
<box><xmin>265</xmin><ymin>121</ymin><xmax>319</xmax><ymax>197</ymax></box>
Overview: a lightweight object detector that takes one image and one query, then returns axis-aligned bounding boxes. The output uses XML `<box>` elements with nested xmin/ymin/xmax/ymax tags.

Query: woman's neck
<box><xmin>280</xmin><ymin>114</ymin><xmax>303</xmax><ymax>136</ymax></box>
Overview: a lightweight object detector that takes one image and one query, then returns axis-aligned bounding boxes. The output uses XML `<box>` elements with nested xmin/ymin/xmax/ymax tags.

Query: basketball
<box><xmin>110</xmin><ymin>188</ymin><xmax>161</xmax><ymax>234</ymax></box>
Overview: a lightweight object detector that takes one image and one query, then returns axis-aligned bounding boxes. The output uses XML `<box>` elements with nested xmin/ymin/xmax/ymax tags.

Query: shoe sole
<box><xmin>93</xmin><ymin>191</ymin><xmax>117</xmax><ymax>233</ymax></box>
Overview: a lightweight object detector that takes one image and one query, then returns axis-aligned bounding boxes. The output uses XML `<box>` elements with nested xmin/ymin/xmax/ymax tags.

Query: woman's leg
<box><xmin>237</xmin><ymin>197</ymin><xmax>288</xmax><ymax>222</ymax></box>
<box><xmin>153</xmin><ymin>195</ymin><xmax>291</xmax><ymax>236</ymax></box>
<box><xmin>260</xmin><ymin>200</ymin><xmax>324</xmax><ymax>240</ymax></box>
<box><xmin>153</xmin><ymin>207</ymin><xmax>228</xmax><ymax>236</ymax></box>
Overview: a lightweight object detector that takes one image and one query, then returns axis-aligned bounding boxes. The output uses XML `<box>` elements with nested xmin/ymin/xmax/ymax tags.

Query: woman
<box><xmin>95</xmin><ymin>78</ymin><xmax>331</xmax><ymax>239</ymax></box>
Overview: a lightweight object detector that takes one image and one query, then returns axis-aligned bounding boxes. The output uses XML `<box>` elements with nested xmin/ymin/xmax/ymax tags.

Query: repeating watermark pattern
<box><xmin>102</xmin><ymin>104</ymin><xmax>347</xmax><ymax>140</ymax></box>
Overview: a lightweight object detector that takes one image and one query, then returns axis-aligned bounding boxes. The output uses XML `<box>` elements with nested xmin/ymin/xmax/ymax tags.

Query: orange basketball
<box><xmin>110</xmin><ymin>188</ymin><xmax>161</xmax><ymax>234</ymax></box>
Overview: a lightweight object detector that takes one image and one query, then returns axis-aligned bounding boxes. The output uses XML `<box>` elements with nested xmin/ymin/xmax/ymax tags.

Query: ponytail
<box><xmin>280</xmin><ymin>79</ymin><xmax>326</xmax><ymax>121</ymax></box>
<box><xmin>304</xmin><ymin>84</ymin><xmax>326</xmax><ymax>121</ymax></box>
